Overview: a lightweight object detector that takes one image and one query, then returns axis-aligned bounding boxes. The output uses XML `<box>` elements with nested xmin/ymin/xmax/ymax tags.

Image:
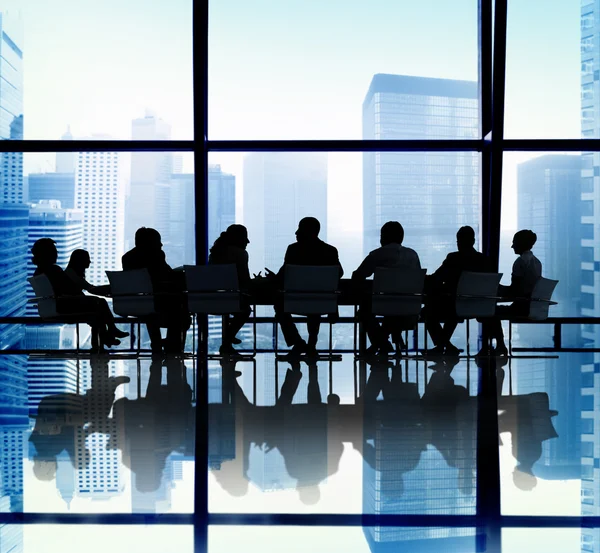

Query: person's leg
<box><xmin>227</xmin><ymin>307</ymin><xmax>252</xmax><ymax>344</ymax></box>
<box><xmin>307</xmin><ymin>362</ymin><xmax>322</xmax><ymax>404</ymax></box>
<box><xmin>146</xmin><ymin>320</ymin><xmax>163</xmax><ymax>353</ymax></box>
<box><xmin>306</xmin><ymin>315</ymin><xmax>321</xmax><ymax>350</ymax></box>
<box><xmin>274</xmin><ymin>297</ymin><xmax>304</xmax><ymax>348</ymax></box>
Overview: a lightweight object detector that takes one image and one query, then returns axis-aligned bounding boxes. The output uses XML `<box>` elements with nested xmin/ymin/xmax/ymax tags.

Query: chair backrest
<box><xmin>28</xmin><ymin>275</ymin><xmax>59</xmax><ymax>319</ymax></box>
<box><xmin>528</xmin><ymin>277</ymin><xmax>558</xmax><ymax>321</ymax></box>
<box><xmin>372</xmin><ymin>268</ymin><xmax>427</xmax><ymax>316</ymax></box>
<box><xmin>184</xmin><ymin>264</ymin><xmax>241</xmax><ymax>314</ymax></box>
<box><xmin>106</xmin><ymin>269</ymin><xmax>155</xmax><ymax>317</ymax></box>
<box><xmin>283</xmin><ymin>265</ymin><xmax>340</xmax><ymax>315</ymax></box>
<box><xmin>455</xmin><ymin>272</ymin><xmax>503</xmax><ymax>318</ymax></box>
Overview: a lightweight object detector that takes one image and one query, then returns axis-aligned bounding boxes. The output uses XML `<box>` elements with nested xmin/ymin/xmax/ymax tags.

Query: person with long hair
<box><xmin>31</xmin><ymin>239</ymin><xmax>127</xmax><ymax>351</ymax></box>
<box><xmin>65</xmin><ymin>249</ymin><xmax>111</xmax><ymax>296</ymax></box>
<box><xmin>208</xmin><ymin>224</ymin><xmax>252</xmax><ymax>355</ymax></box>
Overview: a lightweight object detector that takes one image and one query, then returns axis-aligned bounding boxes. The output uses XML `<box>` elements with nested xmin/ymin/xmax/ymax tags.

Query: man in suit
<box><xmin>271</xmin><ymin>217</ymin><xmax>343</xmax><ymax>357</ymax></box>
<box><xmin>122</xmin><ymin>227</ymin><xmax>190</xmax><ymax>354</ymax></box>
<box><xmin>425</xmin><ymin>226</ymin><xmax>489</xmax><ymax>355</ymax></box>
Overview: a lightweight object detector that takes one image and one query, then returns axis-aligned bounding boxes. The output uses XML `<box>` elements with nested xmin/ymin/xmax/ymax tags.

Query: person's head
<box><xmin>380</xmin><ymin>221</ymin><xmax>404</xmax><ymax>246</ymax></box>
<box><xmin>327</xmin><ymin>393</ymin><xmax>341</xmax><ymax>406</ymax></box>
<box><xmin>513</xmin><ymin>467</ymin><xmax>537</xmax><ymax>491</ymax></box>
<box><xmin>33</xmin><ymin>458</ymin><xmax>57</xmax><ymax>481</ymax></box>
<box><xmin>68</xmin><ymin>249</ymin><xmax>91</xmax><ymax>276</ymax></box>
<box><xmin>135</xmin><ymin>227</ymin><xmax>162</xmax><ymax>251</ymax></box>
<box><xmin>31</xmin><ymin>238</ymin><xmax>58</xmax><ymax>267</ymax></box>
<box><xmin>295</xmin><ymin>217</ymin><xmax>321</xmax><ymax>242</ymax></box>
<box><xmin>456</xmin><ymin>226</ymin><xmax>476</xmax><ymax>252</ymax></box>
<box><xmin>297</xmin><ymin>484</ymin><xmax>321</xmax><ymax>505</ymax></box>
<box><xmin>512</xmin><ymin>229</ymin><xmax>537</xmax><ymax>255</ymax></box>
<box><xmin>226</xmin><ymin>224</ymin><xmax>250</xmax><ymax>249</ymax></box>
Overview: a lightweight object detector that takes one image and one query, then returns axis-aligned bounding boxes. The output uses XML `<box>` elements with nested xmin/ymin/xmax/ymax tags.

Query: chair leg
<box><xmin>466</xmin><ymin>320</ymin><xmax>470</xmax><ymax>357</ymax></box>
<box><xmin>76</xmin><ymin>323</ymin><xmax>80</xmax><ymax>352</ymax></box>
<box><xmin>508</xmin><ymin>321</ymin><xmax>513</xmax><ymax>356</ymax></box>
<box><xmin>253</xmin><ymin>303</ymin><xmax>257</xmax><ymax>356</ymax></box>
<box><xmin>192</xmin><ymin>314</ymin><xmax>196</xmax><ymax>358</ymax></box>
<box><xmin>329</xmin><ymin>321</ymin><xmax>333</xmax><ymax>355</ymax></box>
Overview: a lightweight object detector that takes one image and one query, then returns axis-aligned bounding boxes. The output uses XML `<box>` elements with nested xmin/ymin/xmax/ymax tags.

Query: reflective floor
<box><xmin>0</xmin><ymin>351</ymin><xmax>597</xmax><ymax>551</ymax></box>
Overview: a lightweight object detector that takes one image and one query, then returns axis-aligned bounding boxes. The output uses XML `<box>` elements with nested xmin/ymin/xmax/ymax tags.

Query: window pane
<box><xmin>210</xmin><ymin>526</ymin><xmax>482</xmax><ymax>553</ymax></box>
<box><xmin>209</xmin><ymin>0</ymin><xmax>479</xmax><ymax>139</ymax></box>
<box><xmin>0</xmin><ymin>151</ymin><xmax>193</xmax><ymax>350</ymax></box>
<box><xmin>2</xmin><ymin>1</ymin><xmax>193</xmax><ymax>140</ymax></box>
<box><xmin>210</xmin><ymin>151</ymin><xmax>481</xmax><ymax>279</ymax></box>
<box><xmin>505</xmin><ymin>0</ymin><xmax>581</xmax><ymax>138</ymax></box>
<box><xmin>503</xmin><ymin>529</ymin><xmax>581</xmax><ymax>553</ymax></box>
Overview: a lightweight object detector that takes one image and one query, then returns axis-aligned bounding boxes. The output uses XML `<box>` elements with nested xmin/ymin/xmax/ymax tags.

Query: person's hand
<box><xmin>252</xmin><ymin>271</ymin><xmax>263</xmax><ymax>279</ymax></box>
<box><xmin>265</xmin><ymin>268</ymin><xmax>276</xmax><ymax>279</ymax></box>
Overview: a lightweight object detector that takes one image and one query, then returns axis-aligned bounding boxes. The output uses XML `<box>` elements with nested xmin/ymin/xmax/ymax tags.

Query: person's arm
<box><xmin>500</xmin><ymin>259</ymin><xmax>524</xmax><ymax>297</ymax></box>
<box><xmin>332</xmin><ymin>247</ymin><xmax>344</xmax><ymax>278</ymax></box>
<box><xmin>238</xmin><ymin>250</ymin><xmax>251</xmax><ymax>290</ymax></box>
<box><xmin>352</xmin><ymin>253</ymin><xmax>375</xmax><ymax>281</ymax></box>
<box><xmin>430</xmin><ymin>254</ymin><xmax>450</xmax><ymax>282</ymax></box>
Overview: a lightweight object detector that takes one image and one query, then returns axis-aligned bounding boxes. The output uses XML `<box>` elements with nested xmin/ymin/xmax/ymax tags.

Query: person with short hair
<box><xmin>352</xmin><ymin>221</ymin><xmax>421</xmax><ymax>356</ymax></box>
<box><xmin>208</xmin><ymin>224</ymin><xmax>252</xmax><ymax>356</ymax></box>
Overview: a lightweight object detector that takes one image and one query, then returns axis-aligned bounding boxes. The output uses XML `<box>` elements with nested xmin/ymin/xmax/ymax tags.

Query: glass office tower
<box><xmin>362</xmin><ymin>74</ymin><xmax>479</xmax><ymax>272</ymax></box>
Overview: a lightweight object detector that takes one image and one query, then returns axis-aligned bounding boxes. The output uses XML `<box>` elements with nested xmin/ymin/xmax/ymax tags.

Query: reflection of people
<box><xmin>481</xmin><ymin>230</ymin><xmax>541</xmax><ymax>356</ymax></box>
<box><xmin>31</xmin><ymin>238</ymin><xmax>124</xmax><ymax>351</ymax></box>
<box><xmin>353</xmin><ymin>222</ymin><xmax>421</xmax><ymax>356</ymax></box>
<box><xmin>122</xmin><ymin>228</ymin><xmax>191</xmax><ymax>354</ymax></box>
<box><xmin>110</xmin><ymin>356</ymin><xmax>193</xmax><ymax>493</ymax></box>
<box><xmin>208</xmin><ymin>225</ymin><xmax>252</xmax><ymax>356</ymax></box>
<box><xmin>29</xmin><ymin>356</ymin><xmax>129</xmax><ymax>481</ymax></box>
<box><xmin>498</xmin><ymin>391</ymin><xmax>558</xmax><ymax>491</ymax></box>
<box><xmin>272</xmin><ymin>218</ymin><xmax>343</xmax><ymax>358</ymax></box>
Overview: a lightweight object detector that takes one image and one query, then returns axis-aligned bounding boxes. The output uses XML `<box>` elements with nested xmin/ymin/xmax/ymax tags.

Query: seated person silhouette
<box><xmin>352</xmin><ymin>221</ymin><xmax>421</xmax><ymax>356</ymax></box>
<box><xmin>31</xmin><ymin>238</ymin><xmax>125</xmax><ymax>351</ymax></box>
<box><xmin>65</xmin><ymin>249</ymin><xmax>113</xmax><ymax>297</ymax></box>
<box><xmin>270</xmin><ymin>217</ymin><xmax>343</xmax><ymax>358</ymax></box>
<box><xmin>208</xmin><ymin>224</ymin><xmax>252</xmax><ymax>356</ymax></box>
<box><xmin>424</xmin><ymin>226</ymin><xmax>489</xmax><ymax>356</ymax></box>
<box><xmin>481</xmin><ymin>229</ymin><xmax>541</xmax><ymax>357</ymax></box>
<box><xmin>122</xmin><ymin>227</ymin><xmax>191</xmax><ymax>354</ymax></box>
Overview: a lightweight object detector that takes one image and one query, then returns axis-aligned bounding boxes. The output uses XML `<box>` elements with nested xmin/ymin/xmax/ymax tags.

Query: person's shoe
<box><xmin>112</xmin><ymin>328</ymin><xmax>130</xmax><ymax>339</ymax></box>
<box><xmin>378</xmin><ymin>341</ymin><xmax>394</xmax><ymax>357</ymax></box>
<box><xmin>231</xmin><ymin>336</ymin><xmax>242</xmax><ymax>345</ymax></box>
<box><xmin>284</xmin><ymin>340</ymin><xmax>308</xmax><ymax>359</ymax></box>
<box><xmin>494</xmin><ymin>345</ymin><xmax>509</xmax><ymax>357</ymax></box>
<box><xmin>103</xmin><ymin>337</ymin><xmax>121</xmax><ymax>348</ymax></box>
<box><xmin>109</xmin><ymin>376</ymin><xmax>131</xmax><ymax>387</ymax></box>
<box><xmin>444</xmin><ymin>343</ymin><xmax>461</xmax><ymax>357</ymax></box>
<box><xmin>364</xmin><ymin>344</ymin><xmax>380</xmax><ymax>356</ymax></box>
<box><xmin>425</xmin><ymin>345</ymin><xmax>445</xmax><ymax>357</ymax></box>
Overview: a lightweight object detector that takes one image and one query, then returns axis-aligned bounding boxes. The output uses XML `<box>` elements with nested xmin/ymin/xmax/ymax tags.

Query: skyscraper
<box><xmin>0</xmin><ymin>11</ymin><xmax>26</xmax><ymax>350</ymax></box>
<box><xmin>126</xmin><ymin>112</ymin><xmax>172</xmax><ymax>252</ymax></box>
<box><xmin>208</xmin><ymin>164</ymin><xmax>235</xmax><ymax>249</ymax></box>
<box><xmin>243</xmin><ymin>152</ymin><xmax>328</xmax><ymax>274</ymax></box>
<box><xmin>362</xmin><ymin>74</ymin><xmax>479</xmax><ymax>271</ymax></box>
<box><xmin>75</xmin><ymin>144</ymin><xmax>123</xmax><ymax>287</ymax></box>
<box><xmin>28</xmin><ymin>172</ymin><xmax>77</xmax><ymax>209</ymax></box>
<box><xmin>169</xmin><ymin>173</ymin><xmax>195</xmax><ymax>268</ymax></box>
<box><xmin>56</xmin><ymin>126</ymin><xmax>75</xmax><ymax>173</ymax></box>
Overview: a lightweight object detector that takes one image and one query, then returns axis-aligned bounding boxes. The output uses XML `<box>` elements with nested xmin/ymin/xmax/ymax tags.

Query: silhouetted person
<box><xmin>353</xmin><ymin>221</ymin><xmax>420</xmax><ymax>355</ymax></box>
<box><xmin>208</xmin><ymin>224</ymin><xmax>252</xmax><ymax>356</ymax></box>
<box><xmin>271</xmin><ymin>217</ymin><xmax>343</xmax><ymax>357</ymax></box>
<box><xmin>481</xmin><ymin>230</ymin><xmax>541</xmax><ymax>356</ymax></box>
<box><xmin>122</xmin><ymin>227</ymin><xmax>191</xmax><ymax>354</ymax></box>
<box><xmin>425</xmin><ymin>226</ymin><xmax>489</xmax><ymax>356</ymax></box>
<box><xmin>31</xmin><ymin>238</ymin><xmax>124</xmax><ymax>351</ymax></box>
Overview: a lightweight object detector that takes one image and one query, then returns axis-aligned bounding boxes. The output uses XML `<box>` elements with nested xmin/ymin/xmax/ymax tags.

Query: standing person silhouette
<box><xmin>480</xmin><ymin>229</ymin><xmax>541</xmax><ymax>356</ymax></box>
<box><xmin>208</xmin><ymin>224</ymin><xmax>252</xmax><ymax>356</ymax></box>
<box><xmin>424</xmin><ymin>226</ymin><xmax>489</xmax><ymax>356</ymax></box>
<box><xmin>31</xmin><ymin>238</ymin><xmax>124</xmax><ymax>351</ymax></box>
<box><xmin>122</xmin><ymin>227</ymin><xmax>191</xmax><ymax>354</ymax></box>
<box><xmin>352</xmin><ymin>221</ymin><xmax>421</xmax><ymax>356</ymax></box>
<box><xmin>270</xmin><ymin>217</ymin><xmax>343</xmax><ymax>358</ymax></box>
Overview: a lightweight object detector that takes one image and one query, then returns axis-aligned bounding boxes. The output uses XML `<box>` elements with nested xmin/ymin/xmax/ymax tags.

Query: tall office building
<box><xmin>56</xmin><ymin>126</ymin><xmax>75</xmax><ymax>174</ymax></box>
<box><xmin>208</xmin><ymin>165</ymin><xmax>235</xmax><ymax>249</ymax></box>
<box><xmin>75</xmin><ymin>143</ymin><xmax>124</xmax><ymax>287</ymax></box>
<box><xmin>243</xmin><ymin>152</ymin><xmax>328</xmax><ymax>274</ymax></box>
<box><xmin>27</xmin><ymin>357</ymin><xmax>79</xmax><ymax>415</ymax></box>
<box><xmin>28</xmin><ymin>173</ymin><xmax>76</xmax><ymax>209</ymax></box>
<box><xmin>126</xmin><ymin>112</ymin><xmax>172</xmax><ymax>252</ymax></box>
<box><xmin>0</xmin><ymin>12</ymin><xmax>26</xmax><ymax>350</ymax></box>
<box><xmin>169</xmin><ymin>173</ymin><xmax>195</xmax><ymax>268</ymax></box>
<box><xmin>362</xmin><ymin>74</ymin><xmax>479</xmax><ymax>271</ymax></box>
